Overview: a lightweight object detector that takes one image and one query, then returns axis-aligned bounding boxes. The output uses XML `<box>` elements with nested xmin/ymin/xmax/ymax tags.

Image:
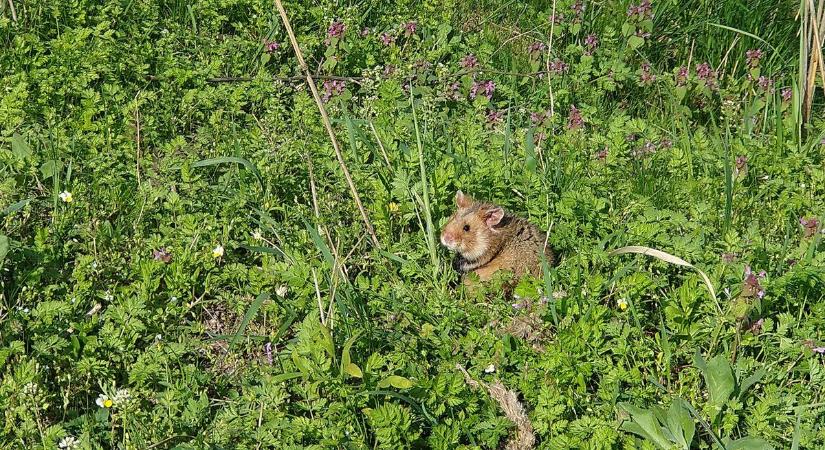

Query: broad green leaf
<box><xmin>377</xmin><ymin>375</ymin><xmax>414</xmax><ymax>389</ymax></box>
<box><xmin>271</xmin><ymin>372</ymin><xmax>302</xmax><ymax>384</ymax></box>
<box><xmin>341</xmin><ymin>331</ymin><xmax>363</xmax><ymax>379</ymax></box>
<box><xmin>0</xmin><ymin>235</ymin><xmax>8</xmax><ymax>268</ymax></box>
<box><xmin>698</xmin><ymin>354</ymin><xmax>735</xmax><ymax>421</ymax></box>
<box><xmin>524</xmin><ymin>127</ymin><xmax>537</xmax><ymax>174</ymax></box>
<box><xmin>11</xmin><ymin>133</ymin><xmax>31</xmax><ymax>160</ymax></box>
<box><xmin>1</xmin><ymin>199</ymin><xmax>31</xmax><ymax>217</ymax></box>
<box><xmin>726</xmin><ymin>436</ymin><xmax>774</xmax><ymax>450</ymax></box>
<box><xmin>738</xmin><ymin>368</ymin><xmax>765</xmax><ymax>399</ymax></box>
<box><xmin>628</xmin><ymin>35</ymin><xmax>645</xmax><ymax>50</ymax></box>
<box><xmin>666</xmin><ymin>398</ymin><xmax>695</xmax><ymax>449</ymax></box>
<box><xmin>618</xmin><ymin>402</ymin><xmax>673</xmax><ymax>449</ymax></box>
<box><xmin>344</xmin><ymin>363</ymin><xmax>363</xmax><ymax>378</ymax></box>
<box><xmin>292</xmin><ymin>350</ymin><xmax>310</xmax><ymax>377</ymax></box>
<box><xmin>318</xmin><ymin>323</ymin><xmax>335</xmax><ymax>358</ymax></box>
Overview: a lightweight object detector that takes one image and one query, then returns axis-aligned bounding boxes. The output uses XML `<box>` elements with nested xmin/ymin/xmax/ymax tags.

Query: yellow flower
<box><xmin>96</xmin><ymin>394</ymin><xmax>113</xmax><ymax>408</ymax></box>
<box><xmin>617</xmin><ymin>298</ymin><xmax>628</xmax><ymax>311</ymax></box>
<box><xmin>212</xmin><ymin>245</ymin><xmax>224</xmax><ymax>258</ymax></box>
<box><xmin>59</xmin><ymin>191</ymin><xmax>73</xmax><ymax>203</ymax></box>
<box><xmin>388</xmin><ymin>202</ymin><xmax>399</xmax><ymax>213</ymax></box>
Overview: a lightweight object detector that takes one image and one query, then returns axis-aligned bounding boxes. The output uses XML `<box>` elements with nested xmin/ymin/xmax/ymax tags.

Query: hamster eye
<box><xmin>463</xmin><ymin>224</ymin><xmax>470</xmax><ymax>232</ymax></box>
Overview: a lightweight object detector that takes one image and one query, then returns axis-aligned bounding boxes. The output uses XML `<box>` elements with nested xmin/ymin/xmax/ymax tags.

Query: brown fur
<box><xmin>440</xmin><ymin>191</ymin><xmax>556</xmax><ymax>285</ymax></box>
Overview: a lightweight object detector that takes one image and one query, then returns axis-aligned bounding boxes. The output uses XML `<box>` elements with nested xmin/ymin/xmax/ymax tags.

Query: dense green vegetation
<box><xmin>1</xmin><ymin>0</ymin><xmax>824</xmax><ymax>448</ymax></box>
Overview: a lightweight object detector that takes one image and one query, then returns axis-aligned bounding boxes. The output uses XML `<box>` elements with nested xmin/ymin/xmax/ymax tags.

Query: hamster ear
<box><xmin>485</xmin><ymin>207</ymin><xmax>504</xmax><ymax>228</ymax></box>
<box><xmin>455</xmin><ymin>190</ymin><xmax>472</xmax><ymax>208</ymax></box>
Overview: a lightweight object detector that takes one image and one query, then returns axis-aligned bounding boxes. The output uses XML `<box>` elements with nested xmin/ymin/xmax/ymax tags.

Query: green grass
<box><xmin>1</xmin><ymin>0</ymin><xmax>825</xmax><ymax>448</ymax></box>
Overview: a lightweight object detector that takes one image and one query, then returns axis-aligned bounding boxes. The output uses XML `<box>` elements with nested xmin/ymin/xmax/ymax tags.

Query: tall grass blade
<box><xmin>231</xmin><ymin>292</ymin><xmax>270</xmax><ymax>347</ymax></box>
<box><xmin>410</xmin><ymin>87</ymin><xmax>439</xmax><ymax>278</ymax></box>
<box><xmin>609</xmin><ymin>246</ymin><xmax>720</xmax><ymax>313</ymax></box>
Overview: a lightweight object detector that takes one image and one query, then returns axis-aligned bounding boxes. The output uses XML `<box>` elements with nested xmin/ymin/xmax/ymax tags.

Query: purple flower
<box><xmin>360</xmin><ymin>27</ymin><xmax>371</xmax><ymax>37</ymax></box>
<box><xmin>486</xmin><ymin>109</ymin><xmax>504</xmax><ymax>124</ymax></box>
<box><xmin>153</xmin><ymin>248</ymin><xmax>172</xmax><ymax>263</ymax></box>
<box><xmin>403</xmin><ymin>21</ymin><xmax>417</xmax><ymax>36</ymax></box>
<box><xmin>742</xmin><ymin>266</ymin><xmax>766</xmax><ymax>298</ymax></box>
<box><xmin>676</xmin><ymin>66</ymin><xmax>688</xmax><ymax>86</ymax></box>
<box><xmin>327</xmin><ymin>20</ymin><xmax>346</xmax><ymax>39</ymax></box>
<box><xmin>800</xmin><ymin>217</ymin><xmax>820</xmax><ymax>237</ymax></box>
<box><xmin>567</xmin><ymin>105</ymin><xmax>584</xmax><ymax>130</ymax></box>
<box><xmin>627</xmin><ymin>0</ymin><xmax>653</xmax><ymax>19</ymax></box>
<box><xmin>549</xmin><ymin>59</ymin><xmax>569</xmax><ymax>74</ymax></box>
<box><xmin>584</xmin><ymin>34</ymin><xmax>599</xmax><ymax>49</ymax></box>
<box><xmin>696</xmin><ymin>62</ymin><xmax>713</xmax><ymax>80</ymax></box>
<box><xmin>264</xmin><ymin>342</ymin><xmax>273</xmax><ymax>365</ymax></box>
<box><xmin>659</xmin><ymin>139</ymin><xmax>672</xmax><ymax>149</ymax></box>
<box><xmin>530</xmin><ymin>111</ymin><xmax>545</xmax><ymax>124</ymax></box>
<box><xmin>696</xmin><ymin>62</ymin><xmax>718</xmax><ymax>90</ymax></box>
<box><xmin>379</xmin><ymin>32</ymin><xmax>395</xmax><ymax>46</ymax></box>
<box><xmin>596</xmin><ymin>147</ymin><xmax>608</xmax><ymax>161</ymax></box>
<box><xmin>781</xmin><ymin>87</ymin><xmax>792</xmax><ymax>102</ymax></box>
<box><xmin>633</xmin><ymin>140</ymin><xmax>657</xmax><ymax>158</ymax></box>
<box><xmin>627</xmin><ymin>133</ymin><xmax>638</xmax><ymax>142</ymax></box>
<box><xmin>757</xmin><ymin>75</ymin><xmax>774</xmax><ymax>92</ymax></box>
<box><xmin>721</xmin><ymin>252</ymin><xmax>736</xmax><ymax>263</ymax></box>
<box><xmin>813</xmin><ymin>347</ymin><xmax>825</xmax><ymax>354</ymax></box>
<box><xmin>571</xmin><ymin>1</ymin><xmax>584</xmax><ymax>16</ymax></box>
<box><xmin>634</xmin><ymin>30</ymin><xmax>651</xmax><ymax>39</ymax></box>
<box><xmin>383</xmin><ymin>64</ymin><xmax>396</xmax><ymax>77</ymax></box>
<box><xmin>746</xmin><ymin>49</ymin><xmax>763</xmax><ymax>67</ymax></box>
<box><xmin>549</xmin><ymin>13</ymin><xmax>565</xmax><ymax>25</ymax></box>
<box><xmin>321</xmin><ymin>79</ymin><xmax>346</xmax><ymax>102</ymax></box>
<box><xmin>749</xmin><ymin>318</ymin><xmax>764</xmax><ymax>333</ymax></box>
<box><xmin>528</xmin><ymin>41</ymin><xmax>546</xmax><ymax>55</ymax></box>
<box><xmin>470</xmin><ymin>80</ymin><xmax>495</xmax><ymax>100</ymax></box>
<box><xmin>640</xmin><ymin>62</ymin><xmax>656</xmax><ymax>85</ymax></box>
<box><xmin>265</xmin><ymin>41</ymin><xmax>280</xmax><ymax>53</ymax></box>
<box><xmin>460</xmin><ymin>54</ymin><xmax>479</xmax><ymax>70</ymax></box>
<box><xmin>445</xmin><ymin>81</ymin><xmax>461</xmax><ymax>100</ymax></box>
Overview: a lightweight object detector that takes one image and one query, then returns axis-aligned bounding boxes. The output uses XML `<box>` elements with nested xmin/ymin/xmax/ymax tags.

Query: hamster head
<box><xmin>439</xmin><ymin>190</ymin><xmax>505</xmax><ymax>261</ymax></box>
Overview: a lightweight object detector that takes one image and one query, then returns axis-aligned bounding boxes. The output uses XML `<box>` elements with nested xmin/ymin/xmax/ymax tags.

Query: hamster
<box><xmin>440</xmin><ymin>190</ymin><xmax>556</xmax><ymax>285</ymax></box>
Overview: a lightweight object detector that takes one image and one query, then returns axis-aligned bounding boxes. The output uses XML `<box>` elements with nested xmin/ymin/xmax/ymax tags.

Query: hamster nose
<box><xmin>440</xmin><ymin>232</ymin><xmax>454</xmax><ymax>247</ymax></box>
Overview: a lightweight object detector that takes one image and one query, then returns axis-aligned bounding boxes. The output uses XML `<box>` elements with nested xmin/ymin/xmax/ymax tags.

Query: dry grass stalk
<box><xmin>802</xmin><ymin>0</ymin><xmax>825</xmax><ymax>124</ymax></box>
<box><xmin>274</xmin><ymin>0</ymin><xmax>381</xmax><ymax>249</ymax></box>
<box><xmin>456</xmin><ymin>364</ymin><xmax>536</xmax><ymax>450</ymax></box>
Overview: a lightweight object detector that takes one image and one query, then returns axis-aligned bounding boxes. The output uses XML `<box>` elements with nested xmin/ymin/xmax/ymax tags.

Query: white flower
<box><xmin>114</xmin><ymin>388</ymin><xmax>130</xmax><ymax>403</ymax></box>
<box><xmin>211</xmin><ymin>245</ymin><xmax>224</xmax><ymax>258</ymax></box>
<box><xmin>103</xmin><ymin>290</ymin><xmax>113</xmax><ymax>302</ymax></box>
<box><xmin>58</xmin><ymin>436</ymin><xmax>79</xmax><ymax>449</ymax></box>
<box><xmin>251</xmin><ymin>230</ymin><xmax>262</xmax><ymax>240</ymax></box>
<box><xmin>96</xmin><ymin>394</ymin><xmax>113</xmax><ymax>408</ymax></box>
<box><xmin>275</xmin><ymin>286</ymin><xmax>288</xmax><ymax>297</ymax></box>
<box><xmin>59</xmin><ymin>191</ymin><xmax>73</xmax><ymax>203</ymax></box>
<box><xmin>91</xmin><ymin>261</ymin><xmax>98</xmax><ymax>269</ymax></box>
<box><xmin>484</xmin><ymin>364</ymin><xmax>496</xmax><ymax>373</ymax></box>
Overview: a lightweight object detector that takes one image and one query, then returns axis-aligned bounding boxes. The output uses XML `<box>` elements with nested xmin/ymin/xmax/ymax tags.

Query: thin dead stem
<box><xmin>7</xmin><ymin>0</ymin><xmax>17</xmax><ymax>22</ymax></box>
<box><xmin>274</xmin><ymin>0</ymin><xmax>381</xmax><ymax>249</ymax></box>
<box><xmin>546</xmin><ymin>0</ymin><xmax>557</xmax><ymax>118</ymax></box>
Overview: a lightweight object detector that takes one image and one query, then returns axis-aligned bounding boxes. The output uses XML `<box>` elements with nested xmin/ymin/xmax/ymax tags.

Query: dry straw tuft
<box><xmin>457</xmin><ymin>364</ymin><xmax>535</xmax><ymax>450</ymax></box>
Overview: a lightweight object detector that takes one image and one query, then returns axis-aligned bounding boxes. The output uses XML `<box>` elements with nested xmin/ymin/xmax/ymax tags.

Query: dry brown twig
<box><xmin>274</xmin><ymin>0</ymin><xmax>380</xmax><ymax>249</ymax></box>
<box><xmin>456</xmin><ymin>364</ymin><xmax>535</xmax><ymax>450</ymax></box>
